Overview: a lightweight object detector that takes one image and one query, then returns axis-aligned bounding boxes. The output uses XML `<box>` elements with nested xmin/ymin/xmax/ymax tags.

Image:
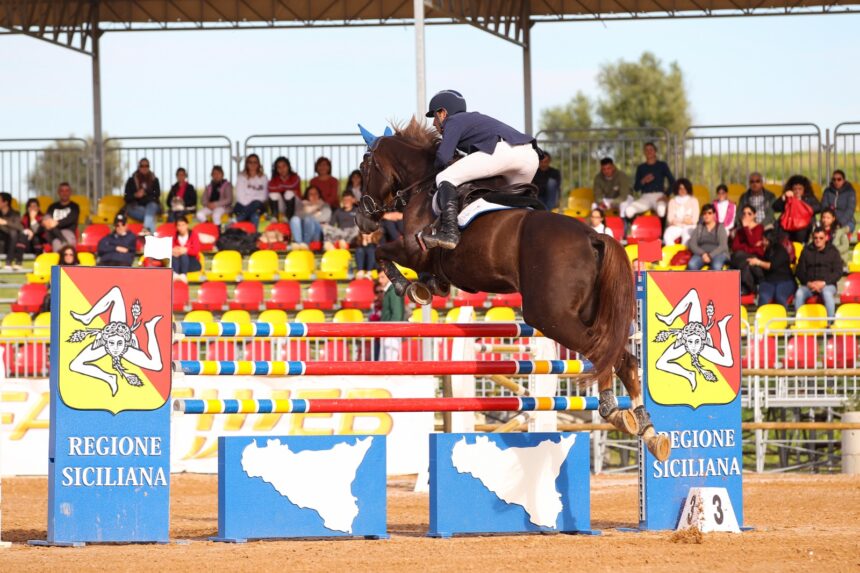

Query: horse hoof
<box><xmin>645</xmin><ymin>434</ymin><xmax>671</xmax><ymax>461</ymax></box>
<box><xmin>406</xmin><ymin>282</ymin><xmax>433</xmax><ymax>306</ymax></box>
<box><xmin>606</xmin><ymin>409</ymin><xmax>639</xmax><ymax>435</ymax></box>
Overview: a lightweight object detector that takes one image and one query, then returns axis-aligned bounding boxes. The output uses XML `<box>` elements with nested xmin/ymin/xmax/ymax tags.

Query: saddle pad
<box><xmin>456</xmin><ymin>198</ymin><xmax>520</xmax><ymax>230</ymax></box>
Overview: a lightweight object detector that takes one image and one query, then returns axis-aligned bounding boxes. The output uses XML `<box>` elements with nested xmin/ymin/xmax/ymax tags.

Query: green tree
<box><xmin>26</xmin><ymin>136</ymin><xmax>123</xmax><ymax>198</ymax></box>
<box><xmin>538</xmin><ymin>91</ymin><xmax>593</xmax><ymax>138</ymax></box>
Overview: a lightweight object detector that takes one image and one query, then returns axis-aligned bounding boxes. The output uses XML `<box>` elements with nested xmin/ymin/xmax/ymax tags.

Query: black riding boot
<box><xmin>424</xmin><ymin>181</ymin><xmax>461</xmax><ymax>250</ymax></box>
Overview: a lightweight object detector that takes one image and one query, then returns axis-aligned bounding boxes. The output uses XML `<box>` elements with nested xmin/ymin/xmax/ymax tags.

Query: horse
<box><xmin>356</xmin><ymin>119</ymin><xmax>670</xmax><ymax>461</ymax></box>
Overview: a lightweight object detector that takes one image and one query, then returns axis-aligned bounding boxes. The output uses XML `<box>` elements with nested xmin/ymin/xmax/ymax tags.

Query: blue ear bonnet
<box><xmin>358</xmin><ymin>124</ymin><xmax>393</xmax><ymax>148</ymax></box>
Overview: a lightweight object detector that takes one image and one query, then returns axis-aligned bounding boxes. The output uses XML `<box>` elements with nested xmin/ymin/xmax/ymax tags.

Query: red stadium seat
<box><xmin>266</xmin><ymin>280</ymin><xmax>302</xmax><ymax>310</ymax></box>
<box><xmin>491</xmin><ymin>292</ymin><xmax>522</xmax><ymax>308</ymax></box>
<box><xmin>77</xmin><ymin>224</ymin><xmax>110</xmax><ymax>253</ymax></box>
<box><xmin>230</xmin><ymin>221</ymin><xmax>257</xmax><ymax>235</ymax></box>
<box><xmin>825</xmin><ymin>335</ymin><xmax>858</xmax><ymax>368</ymax></box>
<box><xmin>453</xmin><ymin>290</ymin><xmax>488</xmax><ymax>308</ymax></box>
<box><xmin>841</xmin><ymin>273</ymin><xmax>860</xmax><ymax>303</ymax></box>
<box><xmin>172</xmin><ymin>340</ymin><xmax>199</xmax><ymax>361</ymax></box>
<box><xmin>191</xmin><ymin>282</ymin><xmax>228</xmax><ymax>311</ymax></box>
<box><xmin>206</xmin><ymin>340</ymin><xmax>237</xmax><ymax>361</ymax></box>
<box><xmin>155</xmin><ymin>222</ymin><xmax>177</xmax><ymax>238</ymax></box>
<box><xmin>342</xmin><ymin>279</ymin><xmax>375</xmax><ymax>310</ymax></box>
<box><xmin>627</xmin><ymin>215</ymin><xmax>662</xmax><ymax>245</ymax></box>
<box><xmin>193</xmin><ymin>222</ymin><xmax>220</xmax><ymax>253</ymax></box>
<box><xmin>228</xmin><ymin>281</ymin><xmax>264</xmax><ymax>311</ymax></box>
<box><xmin>431</xmin><ymin>295</ymin><xmax>450</xmax><ymax>310</ymax></box>
<box><xmin>172</xmin><ymin>280</ymin><xmax>189</xmax><ymax>312</ymax></box>
<box><xmin>743</xmin><ymin>337</ymin><xmax>778</xmax><ymax>369</ymax></box>
<box><xmin>785</xmin><ymin>335</ymin><xmax>818</xmax><ymax>369</ymax></box>
<box><xmin>5</xmin><ymin>343</ymin><xmax>48</xmax><ymax>376</ymax></box>
<box><xmin>11</xmin><ymin>283</ymin><xmax>48</xmax><ymax>313</ymax></box>
<box><xmin>740</xmin><ymin>293</ymin><xmax>756</xmax><ymax>306</ymax></box>
<box><xmin>303</xmin><ymin>280</ymin><xmax>338</xmax><ymax>310</ymax></box>
<box><xmin>605</xmin><ymin>216</ymin><xmax>625</xmax><ymax>242</ymax></box>
<box><xmin>258</xmin><ymin>222</ymin><xmax>291</xmax><ymax>251</ymax></box>
<box><xmin>126</xmin><ymin>222</ymin><xmax>144</xmax><ymax>252</ymax></box>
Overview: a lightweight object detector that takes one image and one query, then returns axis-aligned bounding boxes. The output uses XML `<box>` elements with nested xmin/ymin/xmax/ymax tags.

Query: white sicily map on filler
<box><xmin>241</xmin><ymin>437</ymin><xmax>373</xmax><ymax>533</ymax></box>
<box><xmin>450</xmin><ymin>435</ymin><xmax>577</xmax><ymax>528</ymax></box>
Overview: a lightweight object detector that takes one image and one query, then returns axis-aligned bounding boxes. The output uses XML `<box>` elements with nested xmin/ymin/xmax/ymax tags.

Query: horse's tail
<box><xmin>586</xmin><ymin>234</ymin><xmax>635</xmax><ymax>381</ymax></box>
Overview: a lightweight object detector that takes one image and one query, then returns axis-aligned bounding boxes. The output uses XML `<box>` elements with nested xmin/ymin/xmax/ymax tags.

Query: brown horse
<box><xmin>356</xmin><ymin>120</ymin><xmax>670</xmax><ymax>461</ymax></box>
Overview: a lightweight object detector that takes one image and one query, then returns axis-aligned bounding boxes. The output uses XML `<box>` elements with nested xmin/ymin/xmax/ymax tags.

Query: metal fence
<box><xmin>244</xmin><ymin>133</ymin><xmax>367</xmax><ymax>186</ymax></box>
<box><xmin>832</xmin><ymin>122</ymin><xmax>860</xmax><ymax>186</ymax></box>
<box><xmin>0</xmin><ymin>138</ymin><xmax>90</xmax><ymax>205</ymax></box>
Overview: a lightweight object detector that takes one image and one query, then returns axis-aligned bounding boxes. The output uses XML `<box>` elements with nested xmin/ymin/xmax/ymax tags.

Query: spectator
<box><xmin>821</xmin><ymin>169</ymin><xmax>856</xmax><ymax>233</ymax></box>
<box><xmin>302</xmin><ymin>185</ymin><xmax>332</xmax><ymax>248</ymax></box>
<box><xmin>749</xmin><ymin>230</ymin><xmax>796</xmax><ymax>309</ymax></box>
<box><xmin>626</xmin><ymin>142</ymin><xmax>674</xmax><ymax>219</ymax></box>
<box><xmin>736</xmin><ymin>172</ymin><xmax>777</xmax><ymax>230</ymax></box>
<box><xmin>664</xmin><ymin>178</ymin><xmax>699</xmax><ymax>245</ymax></box>
<box><xmin>123</xmin><ymin>158</ymin><xmax>161</xmax><ymax>233</ymax></box>
<box><xmin>165</xmin><ymin>167</ymin><xmax>197</xmax><ymax>222</ymax></box>
<box><xmin>773</xmin><ymin>174</ymin><xmax>821</xmax><ymax>243</ymax></box>
<box><xmin>44</xmin><ymin>182</ymin><xmax>80</xmax><ymax>251</ymax></box>
<box><xmin>57</xmin><ymin>244</ymin><xmax>80</xmax><ymax>266</ymax></box>
<box><xmin>381</xmin><ymin>212</ymin><xmax>404</xmax><ymax>244</ymax></box>
<box><xmin>234</xmin><ymin>154</ymin><xmax>268</xmax><ymax>228</ymax></box>
<box><xmin>592</xmin><ymin>157</ymin><xmax>633</xmax><ymax>215</ymax></box>
<box><xmin>345</xmin><ymin>169</ymin><xmax>364</xmax><ymax>201</ymax></box>
<box><xmin>731</xmin><ymin>205</ymin><xmax>765</xmax><ymax>295</ymax></box>
<box><xmin>20</xmin><ymin>198</ymin><xmax>46</xmax><ymax>256</ymax></box>
<box><xmin>197</xmin><ymin>165</ymin><xmax>233</xmax><ymax>225</ymax></box>
<box><xmin>533</xmin><ymin>152</ymin><xmax>561</xmax><ymax>210</ymax></box>
<box><xmin>794</xmin><ymin>227</ymin><xmax>842</xmax><ymax>319</ymax></box>
<box><xmin>0</xmin><ymin>192</ymin><xmax>23</xmax><ymax>270</ymax></box>
<box><xmin>687</xmin><ymin>204</ymin><xmax>728</xmax><ymax>271</ymax></box>
<box><xmin>97</xmin><ymin>213</ymin><xmax>137</xmax><ymax>267</ymax></box>
<box><xmin>355</xmin><ymin>230</ymin><xmax>381</xmax><ymax>280</ymax></box>
<box><xmin>819</xmin><ymin>207</ymin><xmax>851</xmax><ymax>267</ymax></box>
<box><xmin>378</xmin><ymin>272</ymin><xmax>404</xmax><ymax>361</ymax></box>
<box><xmin>587</xmin><ymin>208</ymin><xmax>614</xmax><ymax>238</ymax></box>
<box><xmin>268</xmin><ymin>156</ymin><xmax>301</xmax><ymax>222</ymax></box>
<box><xmin>323</xmin><ymin>191</ymin><xmax>360</xmax><ymax>250</ymax></box>
<box><xmin>310</xmin><ymin>156</ymin><xmax>340</xmax><ymax>210</ymax></box>
<box><xmin>713</xmin><ymin>184</ymin><xmax>736</xmax><ymax>233</ymax></box>
<box><xmin>171</xmin><ymin>216</ymin><xmax>201</xmax><ymax>281</ymax></box>
<box><xmin>288</xmin><ymin>192</ymin><xmax>322</xmax><ymax>250</ymax></box>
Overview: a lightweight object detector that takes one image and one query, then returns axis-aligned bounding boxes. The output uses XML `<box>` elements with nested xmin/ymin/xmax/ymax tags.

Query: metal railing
<box><xmin>832</xmin><ymin>122</ymin><xmax>860</xmax><ymax>186</ymax></box>
<box><xmin>244</xmin><ymin>133</ymin><xmax>367</xmax><ymax>185</ymax></box>
<box><xmin>0</xmin><ymin>138</ymin><xmax>90</xmax><ymax>205</ymax></box>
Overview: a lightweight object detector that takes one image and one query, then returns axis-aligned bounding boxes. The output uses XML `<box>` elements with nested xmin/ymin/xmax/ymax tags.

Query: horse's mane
<box><xmin>392</xmin><ymin>117</ymin><xmax>439</xmax><ymax>153</ymax></box>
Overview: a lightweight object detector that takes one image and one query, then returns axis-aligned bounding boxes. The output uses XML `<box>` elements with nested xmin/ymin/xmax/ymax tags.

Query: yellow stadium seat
<box><xmin>33</xmin><ymin>312</ymin><xmax>51</xmax><ymax>336</ymax></box>
<box><xmin>794</xmin><ymin>304</ymin><xmax>827</xmax><ymax>331</ymax></box>
<box><xmin>445</xmin><ymin>307</ymin><xmax>476</xmax><ymax>323</ymax></box>
<box><xmin>740</xmin><ymin>306</ymin><xmax>749</xmax><ymax>337</ymax></box>
<box><xmin>849</xmin><ymin>244</ymin><xmax>860</xmax><ymax>273</ymax></box>
<box><xmin>726</xmin><ymin>184</ymin><xmax>745</xmax><ymax>204</ymax></box>
<box><xmin>318</xmin><ymin>249</ymin><xmax>352</xmax><ymax>280</ymax></box>
<box><xmin>221</xmin><ymin>309</ymin><xmax>252</xmax><ymax>324</ymax></box>
<box><xmin>36</xmin><ymin>195</ymin><xmax>53</xmax><ymax>213</ymax></box>
<box><xmin>77</xmin><ymin>252</ymin><xmax>96</xmax><ymax>266</ymax></box>
<box><xmin>395</xmin><ymin>263</ymin><xmax>418</xmax><ymax>281</ymax></box>
<box><xmin>0</xmin><ymin>312</ymin><xmax>32</xmax><ymax>338</ymax></box>
<box><xmin>811</xmin><ymin>181</ymin><xmax>823</xmax><ymax>199</ymax></box>
<box><xmin>754</xmin><ymin>304</ymin><xmax>788</xmax><ymax>336</ymax></box>
<box><xmin>793</xmin><ymin>242</ymin><xmax>804</xmax><ymax>262</ymax></box>
<box><xmin>409</xmin><ymin>308</ymin><xmax>439</xmax><ymax>323</ymax></box>
<box><xmin>654</xmin><ymin>244</ymin><xmax>689</xmax><ymax>271</ymax></box>
<box><xmin>244</xmin><ymin>250</ymin><xmax>279</xmax><ymax>282</ymax></box>
<box><xmin>184</xmin><ymin>310</ymin><xmax>215</xmax><ymax>323</ymax></box>
<box><xmin>333</xmin><ymin>308</ymin><xmax>365</xmax><ymax>323</ymax></box>
<box><xmin>566</xmin><ymin>188</ymin><xmax>593</xmax><ymax>217</ymax></box>
<box><xmin>833</xmin><ymin>304</ymin><xmax>860</xmax><ymax>329</ymax></box>
<box><xmin>763</xmin><ymin>183</ymin><xmax>782</xmax><ymax>196</ymax></box>
<box><xmin>258</xmin><ymin>309</ymin><xmax>289</xmax><ymax>325</ymax></box>
<box><xmin>206</xmin><ymin>250</ymin><xmax>242</xmax><ymax>282</ymax></box>
<box><xmin>26</xmin><ymin>252</ymin><xmax>60</xmax><ymax>283</ymax></box>
<box><xmin>70</xmin><ymin>194</ymin><xmax>91</xmax><ymax>223</ymax></box>
<box><xmin>484</xmin><ymin>306</ymin><xmax>516</xmax><ymax>322</ymax></box>
<box><xmin>624</xmin><ymin>244</ymin><xmax>638</xmax><ymax>265</ymax></box>
<box><xmin>691</xmin><ymin>184</ymin><xmax>710</xmax><ymax>206</ymax></box>
<box><xmin>283</xmin><ymin>250</ymin><xmax>315</xmax><ymax>280</ymax></box>
<box><xmin>91</xmin><ymin>195</ymin><xmax>125</xmax><ymax>224</ymax></box>
<box><xmin>295</xmin><ymin>308</ymin><xmax>326</xmax><ymax>323</ymax></box>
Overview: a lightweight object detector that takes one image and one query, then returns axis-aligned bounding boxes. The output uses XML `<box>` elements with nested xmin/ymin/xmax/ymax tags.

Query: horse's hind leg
<box><xmin>597</xmin><ymin>369</ymin><xmax>639</xmax><ymax>435</ymax></box>
<box><xmin>615</xmin><ymin>349</ymin><xmax>671</xmax><ymax>461</ymax></box>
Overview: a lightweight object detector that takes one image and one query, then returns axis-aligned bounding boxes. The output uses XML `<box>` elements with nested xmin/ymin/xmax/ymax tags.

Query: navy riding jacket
<box><xmin>435</xmin><ymin>112</ymin><xmax>534</xmax><ymax>169</ymax></box>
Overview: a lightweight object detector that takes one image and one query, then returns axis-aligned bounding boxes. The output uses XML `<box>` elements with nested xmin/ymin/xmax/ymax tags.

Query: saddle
<box><xmin>432</xmin><ymin>180</ymin><xmax>545</xmax><ymax>214</ymax></box>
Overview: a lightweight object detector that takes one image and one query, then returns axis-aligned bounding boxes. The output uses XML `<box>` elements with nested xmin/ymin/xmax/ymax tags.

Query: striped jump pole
<box><xmin>173</xmin><ymin>359</ymin><xmax>593</xmax><ymax>377</ymax></box>
<box><xmin>173</xmin><ymin>395</ymin><xmax>631</xmax><ymax>415</ymax></box>
<box><xmin>175</xmin><ymin>321</ymin><xmax>540</xmax><ymax>338</ymax></box>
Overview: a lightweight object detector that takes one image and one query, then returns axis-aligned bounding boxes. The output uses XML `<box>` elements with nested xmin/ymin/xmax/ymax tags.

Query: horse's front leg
<box><xmin>378</xmin><ymin>241</ymin><xmax>433</xmax><ymax>306</ymax></box>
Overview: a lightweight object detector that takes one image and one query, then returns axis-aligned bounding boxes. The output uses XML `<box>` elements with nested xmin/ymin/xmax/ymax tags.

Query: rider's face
<box><xmin>433</xmin><ymin>109</ymin><xmax>448</xmax><ymax>133</ymax></box>
<box><xmin>106</xmin><ymin>335</ymin><xmax>126</xmax><ymax>358</ymax></box>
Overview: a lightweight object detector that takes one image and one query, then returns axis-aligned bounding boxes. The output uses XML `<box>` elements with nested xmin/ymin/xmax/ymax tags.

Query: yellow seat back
<box><xmin>833</xmin><ymin>304</ymin><xmax>860</xmax><ymax>330</ymax></box>
<box><xmin>754</xmin><ymin>304</ymin><xmax>788</xmax><ymax>336</ymax></box>
<box><xmin>258</xmin><ymin>309</ymin><xmax>289</xmax><ymax>325</ymax></box>
<box><xmin>794</xmin><ymin>304</ymin><xmax>827</xmax><ymax>331</ymax></box>
<box><xmin>319</xmin><ymin>249</ymin><xmax>352</xmax><ymax>280</ymax></box>
<box><xmin>295</xmin><ymin>308</ymin><xmax>326</xmax><ymax>323</ymax></box>
<box><xmin>333</xmin><ymin>308</ymin><xmax>365</xmax><ymax>323</ymax></box>
<box><xmin>283</xmin><ymin>250</ymin><xmax>315</xmax><ymax>280</ymax></box>
<box><xmin>484</xmin><ymin>306</ymin><xmax>516</xmax><ymax>322</ymax></box>
<box><xmin>70</xmin><ymin>194</ymin><xmax>91</xmax><ymax>223</ymax></box>
<box><xmin>409</xmin><ymin>308</ymin><xmax>439</xmax><ymax>323</ymax></box>
<box><xmin>184</xmin><ymin>310</ymin><xmax>215</xmax><ymax>323</ymax></box>
<box><xmin>221</xmin><ymin>309</ymin><xmax>252</xmax><ymax>324</ymax></box>
<box><xmin>1</xmin><ymin>312</ymin><xmax>33</xmax><ymax>338</ymax></box>
<box><xmin>445</xmin><ymin>307</ymin><xmax>476</xmax><ymax>323</ymax></box>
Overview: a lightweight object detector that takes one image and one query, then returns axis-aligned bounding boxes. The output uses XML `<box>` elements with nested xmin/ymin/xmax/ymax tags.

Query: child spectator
<box><xmin>166</xmin><ymin>167</ymin><xmax>197</xmax><ymax>222</ymax></box>
<box><xmin>773</xmin><ymin>174</ymin><xmax>821</xmax><ymax>243</ymax></box>
<box><xmin>819</xmin><ymin>207</ymin><xmax>851</xmax><ymax>267</ymax></box>
<box><xmin>748</xmin><ymin>230</ymin><xmax>796</xmax><ymax>309</ymax></box>
<box><xmin>301</xmin><ymin>185</ymin><xmax>332</xmax><ymax>248</ymax></box>
<box><xmin>197</xmin><ymin>165</ymin><xmax>233</xmax><ymax>225</ymax></box>
<box><xmin>20</xmin><ymin>198</ymin><xmax>46</xmax><ymax>256</ymax></box>
<box><xmin>731</xmin><ymin>205</ymin><xmax>765</xmax><ymax>295</ymax></box>
<box><xmin>234</xmin><ymin>154</ymin><xmax>268</xmax><ymax>228</ymax></box>
<box><xmin>345</xmin><ymin>169</ymin><xmax>364</xmax><ymax>201</ymax></box>
<box><xmin>310</xmin><ymin>156</ymin><xmax>339</xmax><ymax>209</ymax></box>
<box><xmin>123</xmin><ymin>158</ymin><xmax>161</xmax><ymax>233</ymax></box>
<box><xmin>587</xmin><ymin>208</ymin><xmax>614</xmax><ymax>238</ymax></box>
<box><xmin>687</xmin><ymin>204</ymin><xmax>728</xmax><ymax>270</ymax></box>
<box><xmin>713</xmin><ymin>184</ymin><xmax>736</xmax><ymax>233</ymax></box>
<box><xmin>44</xmin><ymin>182</ymin><xmax>80</xmax><ymax>250</ymax></box>
<box><xmin>287</xmin><ymin>191</ymin><xmax>322</xmax><ymax>250</ymax></box>
<box><xmin>323</xmin><ymin>191</ymin><xmax>359</xmax><ymax>250</ymax></box>
<box><xmin>664</xmin><ymin>178</ymin><xmax>699</xmax><ymax>245</ymax></box>
<box><xmin>822</xmin><ymin>169</ymin><xmax>856</xmax><ymax>233</ymax></box>
<box><xmin>268</xmin><ymin>156</ymin><xmax>301</xmax><ymax>222</ymax></box>
<box><xmin>97</xmin><ymin>213</ymin><xmax>137</xmax><ymax>267</ymax></box>
<box><xmin>171</xmin><ymin>216</ymin><xmax>201</xmax><ymax>281</ymax></box>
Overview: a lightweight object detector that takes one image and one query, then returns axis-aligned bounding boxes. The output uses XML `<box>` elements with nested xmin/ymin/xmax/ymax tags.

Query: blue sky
<box><xmin>1</xmin><ymin>13</ymin><xmax>859</xmax><ymax>140</ymax></box>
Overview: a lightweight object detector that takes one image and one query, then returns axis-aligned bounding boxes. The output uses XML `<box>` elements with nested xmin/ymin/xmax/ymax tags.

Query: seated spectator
<box><xmin>288</xmin><ymin>190</ymin><xmax>322</xmax><ymax>250</ymax></box>
<box><xmin>664</xmin><ymin>178</ymin><xmax>699</xmax><ymax>245</ymax></box>
<box><xmin>587</xmin><ymin>208</ymin><xmax>614</xmax><ymax>238</ymax></box>
<box><xmin>0</xmin><ymin>192</ymin><xmax>23</xmax><ymax>270</ymax></box>
<box><xmin>165</xmin><ymin>167</ymin><xmax>197</xmax><ymax>222</ymax></box>
<box><xmin>625</xmin><ymin>142</ymin><xmax>673</xmax><ymax>219</ymax></box>
<box><xmin>592</xmin><ymin>157</ymin><xmax>633</xmax><ymax>215</ymax></box>
<box><xmin>171</xmin><ymin>216</ymin><xmax>201</xmax><ymax>281</ymax></box>
<box><xmin>749</xmin><ymin>230</ymin><xmax>796</xmax><ymax>309</ymax></box>
<box><xmin>713</xmin><ymin>184</ymin><xmax>736</xmax><ymax>233</ymax></box>
<box><xmin>124</xmin><ymin>158</ymin><xmax>161</xmax><ymax>233</ymax></box>
<box><xmin>736</xmin><ymin>172</ymin><xmax>777</xmax><ymax>230</ymax></box>
<box><xmin>773</xmin><ymin>174</ymin><xmax>821</xmax><ymax>243</ymax></box>
<box><xmin>822</xmin><ymin>169</ymin><xmax>856</xmax><ymax>233</ymax></box>
<box><xmin>381</xmin><ymin>212</ymin><xmax>404</xmax><ymax>244</ymax></box>
<box><xmin>233</xmin><ymin>154</ymin><xmax>268</xmax><ymax>228</ymax></box>
<box><xmin>819</xmin><ymin>207</ymin><xmax>850</xmax><ymax>267</ymax></box>
<box><xmin>44</xmin><ymin>182</ymin><xmax>80</xmax><ymax>250</ymax></box>
<box><xmin>731</xmin><ymin>205</ymin><xmax>765</xmax><ymax>295</ymax></box>
<box><xmin>355</xmin><ymin>230</ymin><xmax>381</xmax><ymax>280</ymax></box>
<box><xmin>97</xmin><ymin>213</ymin><xmax>137</xmax><ymax>267</ymax></box>
<box><xmin>794</xmin><ymin>227</ymin><xmax>843</xmax><ymax>319</ymax></box>
<box><xmin>301</xmin><ymin>185</ymin><xmax>332</xmax><ymax>248</ymax></box>
<box><xmin>310</xmin><ymin>156</ymin><xmax>340</xmax><ymax>210</ymax></box>
<box><xmin>323</xmin><ymin>191</ymin><xmax>360</xmax><ymax>250</ymax></box>
<box><xmin>197</xmin><ymin>165</ymin><xmax>233</xmax><ymax>225</ymax></box>
<box><xmin>345</xmin><ymin>169</ymin><xmax>364</xmax><ymax>202</ymax></box>
<box><xmin>20</xmin><ymin>198</ymin><xmax>46</xmax><ymax>256</ymax></box>
<box><xmin>268</xmin><ymin>156</ymin><xmax>301</xmax><ymax>222</ymax></box>
<box><xmin>533</xmin><ymin>152</ymin><xmax>561</xmax><ymax>210</ymax></box>
<box><xmin>57</xmin><ymin>244</ymin><xmax>80</xmax><ymax>266</ymax></box>
<box><xmin>687</xmin><ymin>204</ymin><xmax>728</xmax><ymax>271</ymax></box>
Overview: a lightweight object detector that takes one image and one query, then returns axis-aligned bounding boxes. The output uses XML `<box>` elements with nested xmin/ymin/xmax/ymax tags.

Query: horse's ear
<box><xmin>358</xmin><ymin>124</ymin><xmax>378</xmax><ymax>148</ymax></box>
<box><xmin>383</xmin><ymin>126</ymin><xmax>393</xmax><ymax>137</ymax></box>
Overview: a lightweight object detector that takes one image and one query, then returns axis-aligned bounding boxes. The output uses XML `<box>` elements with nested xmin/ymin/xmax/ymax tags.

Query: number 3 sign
<box><xmin>677</xmin><ymin>487</ymin><xmax>741</xmax><ymax>533</ymax></box>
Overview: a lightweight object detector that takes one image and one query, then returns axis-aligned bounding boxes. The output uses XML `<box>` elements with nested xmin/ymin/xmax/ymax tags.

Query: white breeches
<box><xmin>663</xmin><ymin>224</ymin><xmax>695</xmax><ymax>246</ymax></box>
<box><xmin>436</xmin><ymin>140</ymin><xmax>539</xmax><ymax>187</ymax></box>
<box><xmin>625</xmin><ymin>192</ymin><xmax>667</xmax><ymax>219</ymax></box>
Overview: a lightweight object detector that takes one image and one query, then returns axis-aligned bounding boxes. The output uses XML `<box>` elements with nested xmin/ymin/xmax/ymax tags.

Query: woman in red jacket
<box><xmin>171</xmin><ymin>216</ymin><xmax>201</xmax><ymax>281</ymax></box>
<box><xmin>730</xmin><ymin>205</ymin><xmax>765</xmax><ymax>295</ymax></box>
<box><xmin>309</xmin><ymin>156</ymin><xmax>340</xmax><ymax>209</ymax></box>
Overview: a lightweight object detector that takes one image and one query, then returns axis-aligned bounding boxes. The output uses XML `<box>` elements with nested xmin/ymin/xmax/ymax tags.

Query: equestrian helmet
<box><xmin>425</xmin><ymin>90</ymin><xmax>467</xmax><ymax>118</ymax></box>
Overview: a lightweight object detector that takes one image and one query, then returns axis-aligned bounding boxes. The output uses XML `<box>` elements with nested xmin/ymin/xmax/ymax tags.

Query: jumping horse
<box><xmin>356</xmin><ymin>119</ymin><xmax>670</xmax><ymax>461</ymax></box>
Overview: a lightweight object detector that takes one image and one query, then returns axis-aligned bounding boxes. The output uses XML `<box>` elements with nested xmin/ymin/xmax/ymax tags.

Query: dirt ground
<box><xmin>0</xmin><ymin>473</ymin><xmax>858</xmax><ymax>573</ymax></box>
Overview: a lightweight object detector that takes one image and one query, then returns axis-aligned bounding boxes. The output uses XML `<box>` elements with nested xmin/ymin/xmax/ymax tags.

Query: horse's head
<box><xmin>357</xmin><ymin>130</ymin><xmax>397</xmax><ymax>233</ymax></box>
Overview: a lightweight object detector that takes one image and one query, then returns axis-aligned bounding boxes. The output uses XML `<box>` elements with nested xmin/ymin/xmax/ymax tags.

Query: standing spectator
<box><xmin>57</xmin><ymin>244</ymin><xmax>80</xmax><ymax>266</ymax></box>
<box><xmin>171</xmin><ymin>216</ymin><xmax>201</xmax><ymax>281</ymax></box>
<box><xmin>301</xmin><ymin>185</ymin><xmax>332</xmax><ymax>248</ymax></box>
<box><xmin>197</xmin><ymin>165</ymin><xmax>233</xmax><ymax>225</ymax></box>
<box><xmin>663</xmin><ymin>178</ymin><xmax>699</xmax><ymax>245</ymax></box>
<box><xmin>773</xmin><ymin>174</ymin><xmax>821</xmax><ymax>243</ymax></box>
<box><xmin>310</xmin><ymin>156</ymin><xmax>339</xmax><ymax>210</ymax></box>
<box><xmin>0</xmin><ymin>192</ymin><xmax>23</xmax><ymax>270</ymax></box>
<box><xmin>592</xmin><ymin>157</ymin><xmax>633</xmax><ymax>215</ymax></box>
<box><xmin>20</xmin><ymin>198</ymin><xmax>46</xmax><ymax>256</ymax></box>
<box><xmin>687</xmin><ymin>204</ymin><xmax>728</xmax><ymax>271</ymax></box>
<box><xmin>532</xmin><ymin>152</ymin><xmax>561</xmax><ymax>211</ymax></box>
<box><xmin>165</xmin><ymin>167</ymin><xmax>197</xmax><ymax>222</ymax></box>
<box><xmin>749</xmin><ymin>230</ymin><xmax>796</xmax><ymax>309</ymax></box>
<box><xmin>344</xmin><ymin>170</ymin><xmax>364</xmax><ymax>202</ymax></box>
<box><xmin>794</xmin><ymin>227</ymin><xmax>843</xmax><ymax>319</ymax></box>
<box><xmin>268</xmin><ymin>157</ymin><xmax>301</xmax><ymax>222</ymax></box>
<box><xmin>97</xmin><ymin>213</ymin><xmax>137</xmax><ymax>267</ymax></box>
<box><xmin>587</xmin><ymin>208</ymin><xmax>614</xmax><ymax>238</ymax></box>
<box><xmin>43</xmin><ymin>182</ymin><xmax>80</xmax><ymax>251</ymax></box>
<box><xmin>625</xmin><ymin>142</ymin><xmax>674</xmax><ymax>219</ymax></box>
<box><xmin>819</xmin><ymin>207</ymin><xmax>851</xmax><ymax>267</ymax></box>
<box><xmin>124</xmin><ymin>158</ymin><xmax>161</xmax><ymax>234</ymax></box>
<box><xmin>713</xmin><ymin>184</ymin><xmax>736</xmax><ymax>233</ymax></box>
<box><xmin>821</xmin><ymin>169</ymin><xmax>856</xmax><ymax>233</ymax></box>
<box><xmin>379</xmin><ymin>272</ymin><xmax>404</xmax><ymax>360</ymax></box>
<box><xmin>233</xmin><ymin>154</ymin><xmax>268</xmax><ymax>228</ymax></box>
<box><xmin>323</xmin><ymin>191</ymin><xmax>360</xmax><ymax>250</ymax></box>
<box><xmin>736</xmin><ymin>172</ymin><xmax>777</xmax><ymax>229</ymax></box>
<box><xmin>731</xmin><ymin>205</ymin><xmax>765</xmax><ymax>295</ymax></box>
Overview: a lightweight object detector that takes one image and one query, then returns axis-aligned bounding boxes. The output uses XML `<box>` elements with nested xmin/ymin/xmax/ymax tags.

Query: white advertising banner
<box><xmin>0</xmin><ymin>378</ymin><xmax>50</xmax><ymax>477</ymax></box>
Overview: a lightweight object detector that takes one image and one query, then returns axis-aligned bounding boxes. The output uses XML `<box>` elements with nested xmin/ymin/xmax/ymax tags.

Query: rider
<box><xmin>424</xmin><ymin>90</ymin><xmax>539</xmax><ymax>250</ymax></box>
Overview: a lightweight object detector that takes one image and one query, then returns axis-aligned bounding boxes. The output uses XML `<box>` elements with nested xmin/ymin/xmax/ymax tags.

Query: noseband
<box><xmin>359</xmin><ymin>171</ymin><xmax>437</xmax><ymax>220</ymax></box>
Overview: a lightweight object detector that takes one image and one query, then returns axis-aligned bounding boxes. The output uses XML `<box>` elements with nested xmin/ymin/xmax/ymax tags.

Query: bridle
<box><xmin>359</xmin><ymin>150</ymin><xmax>437</xmax><ymax>219</ymax></box>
